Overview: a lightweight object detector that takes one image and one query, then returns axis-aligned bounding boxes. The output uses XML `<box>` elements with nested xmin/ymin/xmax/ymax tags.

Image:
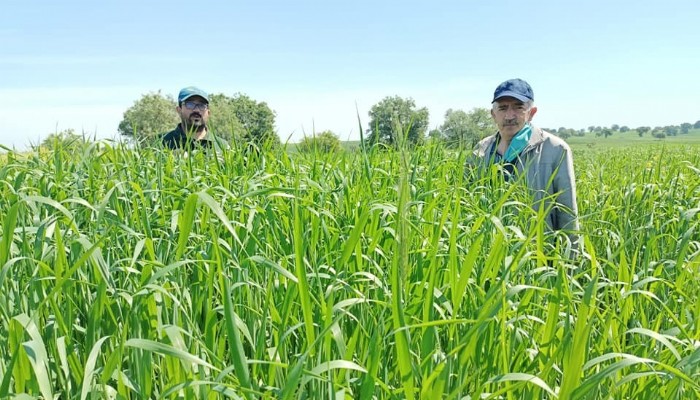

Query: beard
<box><xmin>182</xmin><ymin>112</ymin><xmax>207</xmax><ymax>133</ymax></box>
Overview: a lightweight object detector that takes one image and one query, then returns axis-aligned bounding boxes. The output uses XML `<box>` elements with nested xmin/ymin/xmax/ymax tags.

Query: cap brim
<box><xmin>181</xmin><ymin>94</ymin><xmax>209</xmax><ymax>103</ymax></box>
<box><xmin>492</xmin><ymin>91</ymin><xmax>531</xmax><ymax>103</ymax></box>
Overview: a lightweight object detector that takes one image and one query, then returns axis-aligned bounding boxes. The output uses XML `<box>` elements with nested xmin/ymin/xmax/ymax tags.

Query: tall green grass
<box><xmin>0</xmin><ymin>139</ymin><xmax>698</xmax><ymax>398</ymax></box>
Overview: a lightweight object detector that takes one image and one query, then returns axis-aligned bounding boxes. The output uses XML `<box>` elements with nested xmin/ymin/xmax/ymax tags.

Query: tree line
<box><xmin>42</xmin><ymin>92</ymin><xmax>700</xmax><ymax>150</ymax></box>
<box><xmin>111</xmin><ymin>92</ymin><xmax>495</xmax><ymax>151</ymax></box>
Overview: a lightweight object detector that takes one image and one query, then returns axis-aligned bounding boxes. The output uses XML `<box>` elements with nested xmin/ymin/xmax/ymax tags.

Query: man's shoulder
<box><xmin>475</xmin><ymin>134</ymin><xmax>497</xmax><ymax>152</ymax></box>
<box><xmin>537</xmin><ymin>128</ymin><xmax>572</xmax><ymax>152</ymax></box>
<box><xmin>162</xmin><ymin>126</ymin><xmax>183</xmax><ymax>140</ymax></box>
<box><xmin>161</xmin><ymin>125</ymin><xmax>185</xmax><ymax>149</ymax></box>
<box><xmin>477</xmin><ymin>134</ymin><xmax>497</xmax><ymax>145</ymax></box>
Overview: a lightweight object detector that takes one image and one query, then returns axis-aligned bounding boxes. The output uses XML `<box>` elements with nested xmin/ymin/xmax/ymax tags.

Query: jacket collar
<box><xmin>476</xmin><ymin>125</ymin><xmax>546</xmax><ymax>157</ymax></box>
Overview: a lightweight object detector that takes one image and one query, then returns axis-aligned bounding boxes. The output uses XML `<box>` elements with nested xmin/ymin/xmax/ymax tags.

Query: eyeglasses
<box><xmin>182</xmin><ymin>101</ymin><xmax>209</xmax><ymax>111</ymax></box>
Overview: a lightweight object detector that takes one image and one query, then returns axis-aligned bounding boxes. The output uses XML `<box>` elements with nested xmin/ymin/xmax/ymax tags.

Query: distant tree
<box><xmin>577</xmin><ymin>129</ymin><xmax>586</xmax><ymax>137</ymax></box>
<box><xmin>428</xmin><ymin>128</ymin><xmax>442</xmax><ymax>140</ymax></box>
<box><xmin>366</xmin><ymin>96</ymin><xmax>429</xmax><ymax>146</ymax></box>
<box><xmin>118</xmin><ymin>91</ymin><xmax>178</xmax><ymax>142</ymax></box>
<box><xmin>558</xmin><ymin>129</ymin><xmax>573</xmax><ymax>139</ymax></box>
<box><xmin>601</xmin><ymin>128</ymin><xmax>613</xmax><ymax>138</ymax></box>
<box><xmin>694</xmin><ymin>120</ymin><xmax>700</xmax><ymax>129</ymax></box>
<box><xmin>437</xmin><ymin>107</ymin><xmax>494</xmax><ymax>148</ymax></box>
<box><xmin>664</xmin><ymin>125</ymin><xmax>679</xmax><ymax>136</ymax></box>
<box><xmin>207</xmin><ymin>94</ymin><xmax>245</xmax><ymax>141</ymax></box>
<box><xmin>636</xmin><ymin>126</ymin><xmax>651</xmax><ymax>137</ymax></box>
<box><xmin>619</xmin><ymin>126</ymin><xmax>630</xmax><ymax>132</ymax></box>
<box><xmin>298</xmin><ymin>130</ymin><xmax>342</xmax><ymax>153</ymax></box>
<box><xmin>611</xmin><ymin>124</ymin><xmax>620</xmax><ymax>131</ymax></box>
<box><xmin>436</xmin><ymin>108</ymin><xmax>469</xmax><ymax>144</ymax></box>
<box><xmin>680</xmin><ymin>122</ymin><xmax>692</xmax><ymax>134</ymax></box>
<box><xmin>42</xmin><ymin>129</ymin><xmax>84</xmax><ymax>151</ymax></box>
<box><xmin>587</xmin><ymin>125</ymin><xmax>596</xmax><ymax>133</ymax></box>
<box><xmin>227</xmin><ymin>93</ymin><xmax>279</xmax><ymax>146</ymax></box>
<box><xmin>653</xmin><ymin>131</ymin><xmax>666</xmax><ymax>139</ymax></box>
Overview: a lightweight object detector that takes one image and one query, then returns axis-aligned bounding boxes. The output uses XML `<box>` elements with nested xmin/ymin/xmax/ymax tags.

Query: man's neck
<box><xmin>497</xmin><ymin>133</ymin><xmax>512</xmax><ymax>155</ymax></box>
<box><xmin>192</xmin><ymin>128</ymin><xmax>207</xmax><ymax>141</ymax></box>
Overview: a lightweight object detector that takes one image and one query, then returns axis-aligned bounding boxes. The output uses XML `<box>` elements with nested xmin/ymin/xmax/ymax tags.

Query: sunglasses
<box><xmin>182</xmin><ymin>101</ymin><xmax>209</xmax><ymax>111</ymax></box>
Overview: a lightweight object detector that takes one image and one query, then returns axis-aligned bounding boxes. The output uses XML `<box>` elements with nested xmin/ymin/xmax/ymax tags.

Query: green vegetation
<box><xmin>429</xmin><ymin>108</ymin><xmax>495</xmax><ymax>149</ymax></box>
<box><xmin>118</xmin><ymin>91</ymin><xmax>179</xmax><ymax>140</ymax></box>
<box><xmin>0</xmin><ymin>136</ymin><xmax>698</xmax><ymax>398</ymax></box>
<box><xmin>41</xmin><ymin>129</ymin><xmax>86</xmax><ymax>151</ymax></box>
<box><xmin>366</xmin><ymin>96</ymin><xmax>430</xmax><ymax>146</ymax></box>
<box><xmin>565</xmin><ymin>128</ymin><xmax>700</xmax><ymax>149</ymax></box>
<box><xmin>297</xmin><ymin>130</ymin><xmax>342</xmax><ymax>153</ymax></box>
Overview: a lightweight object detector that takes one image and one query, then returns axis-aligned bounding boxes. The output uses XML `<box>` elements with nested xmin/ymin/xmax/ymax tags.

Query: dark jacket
<box><xmin>162</xmin><ymin>124</ymin><xmax>223</xmax><ymax>150</ymax></box>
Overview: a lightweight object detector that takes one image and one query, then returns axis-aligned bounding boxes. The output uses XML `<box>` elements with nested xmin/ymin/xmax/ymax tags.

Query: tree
<box><xmin>207</xmin><ymin>94</ymin><xmax>246</xmax><ymax>141</ymax></box>
<box><xmin>620</xmin><ymin>126</ymin><xmax>630</xmax><ymax>133</ymax></box>
<box><xmin>601</xmin><ymin>128</ymin><xmax>613</xmax><ymax>138</ymax></box>
<box><xmin>680</xmin><ymin>122</ymin><xmax>692</xmax><ymax>134</ymax></box>
<box><xmin>694</xmin><ymin>120</ymin><xmax>700</xmax><ymax>129</ymax></box>
<box><xmin>636</xmin><ymin>126</ymin><xmax>650</xmax><ymax>137</ymax></box>
<box><xmin>42</xmin><ymin>129</ymin><xmax>84</xmax><ymax>151</ymax></box>
<box><xmin>438</xmin><ymin>107</ymin><xmax>494</xmax><ymax>148</ymax></box>
<box><xmin>428</xmin><ymin>128</ymin><xmax>442</xmax><ymax>140</ymax></box>
<box><xmin>611</xmin><ymin>124</ymin><xmax>620</xmax><ymax>131</ymax></box>
<box><xmin>118</xmin><ymin>91</ymin><xmax>178</xmax><ymax>142</ymax></box>
<box><xmin>366</xmin><ymin>96</ymin><xmax>429</xmax><ymax>146</ymax></box>
<box><xmin>664</xmin><ymin>125</ymin><xmax>679</xmax><ymax>136</ymax></box>
<box><xmin>227</xmin><ymin>93</ymin><xmax>278</xmax><ymax>146</ymax></box>
<box><xmin>297</xmin><ymin>130</ymin><xmax>342</xmax><ymax>153</ymax></box>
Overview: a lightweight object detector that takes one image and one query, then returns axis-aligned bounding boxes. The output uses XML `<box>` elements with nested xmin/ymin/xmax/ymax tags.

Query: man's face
<box><xmin>177</xmin><ymin>95</ymin><xmax>209</xmax><ymax>132</ymax></box>
<box><xmin>491</xmin><ymin>97</ymin><xmax>537</xmax><ymax>140</ymax></box>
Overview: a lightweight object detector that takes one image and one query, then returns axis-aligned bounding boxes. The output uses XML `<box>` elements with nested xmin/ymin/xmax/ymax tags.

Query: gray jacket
<box><xmin>470</xmin><ymin>126</ymin><xmax>579</xmax><ymax>234</ymax></box>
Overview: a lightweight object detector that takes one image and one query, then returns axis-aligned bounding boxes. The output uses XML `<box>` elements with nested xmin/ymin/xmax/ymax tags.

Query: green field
<box><xmin>565</xmin><ymin>128</ymin><xmax>700</xmax><ymax>149</ymax></box>
<box><xmin>0</xmin><ymin>139</ymin><xmax>698</xmax><ymax>398</ymax></box>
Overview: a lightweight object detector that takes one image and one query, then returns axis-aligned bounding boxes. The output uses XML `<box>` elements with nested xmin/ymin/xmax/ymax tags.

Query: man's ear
<box><xmin>528</xmin><ymin>106</ymin><xmax>538</xmax><ymax>121</ymax></box>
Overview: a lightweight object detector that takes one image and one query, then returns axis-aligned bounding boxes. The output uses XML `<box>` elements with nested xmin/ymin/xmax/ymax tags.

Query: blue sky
<box><xmin>1</xmin><ymin>0</ymin><xmax>698</xmax><ymax>149</ymax></box>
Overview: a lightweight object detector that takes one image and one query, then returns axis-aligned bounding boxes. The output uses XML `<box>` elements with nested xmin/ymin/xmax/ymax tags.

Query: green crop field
<box><xmin>565</xmin><ymin>129</ymin><xmax>700</xmax><ymax>150</ymax></box>
<box><xmin>0</xmin><ymin>139</ymin><xmax>698</xmax><ymax>399</ymax></box>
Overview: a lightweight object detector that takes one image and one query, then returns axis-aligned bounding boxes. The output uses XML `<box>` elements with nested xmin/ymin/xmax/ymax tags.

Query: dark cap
<box><xmin>178</xmin><ymin>86</ymin><xmax>209</xmax><ymax>104</ymax></box>
<box><xmin>492</xmin><ymin>78</ymin><xmax>534</xmax><ymax>103</ymax></box>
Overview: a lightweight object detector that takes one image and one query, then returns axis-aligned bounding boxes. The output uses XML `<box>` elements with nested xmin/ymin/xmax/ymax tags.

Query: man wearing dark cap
<box><xmin>162</xmin><ymin>86</ymin><xmax>219</xmax><ymax>150</ymax></box>
<box><xmin>471</xmin><ymin>78</ymin><xmax>579</xmax><ymax>239</ymax></box>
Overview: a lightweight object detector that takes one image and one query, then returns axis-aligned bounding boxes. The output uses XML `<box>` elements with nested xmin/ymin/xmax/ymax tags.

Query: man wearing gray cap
<box><xmin>471</xmin><ymin>78</ymin><xmax>579</xmax><ymax>240</ymax></box>
<box><xmin>162</xmin><ymin>86</ymin><xmax>217</xmax><ymax>150</ymax></box>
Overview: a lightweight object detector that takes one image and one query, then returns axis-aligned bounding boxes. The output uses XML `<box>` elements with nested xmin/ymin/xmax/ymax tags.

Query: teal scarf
<box><xmin>502</xmin><ymin>123</ymin><xmax>532</xmax><ymax>162</ymax></box>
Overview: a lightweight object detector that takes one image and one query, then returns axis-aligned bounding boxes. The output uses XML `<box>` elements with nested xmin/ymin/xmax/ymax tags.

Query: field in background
<box><xmin>565</xmin><ymin>128</ymin><xmax>700</xmax><ymax>148</ymax></box>
<box><xmin>325</xmin><ymin>128</ymin><xmax>700</xmax><ymax>153</ymax></box>
<box><xmin>0</xmin><ymin>140</ymin><xmax>698</xmax><ymax>398</ymax></box>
